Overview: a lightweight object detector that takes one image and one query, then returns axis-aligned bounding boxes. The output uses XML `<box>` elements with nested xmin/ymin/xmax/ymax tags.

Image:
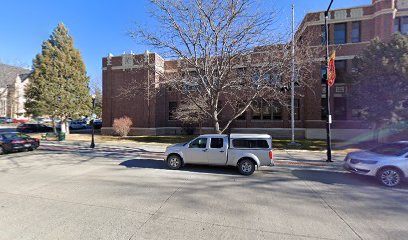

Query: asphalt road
<box><xmin>0</xmin><ymin>143</ymin><xmax>407</xmax><ymax>240</ymax></box>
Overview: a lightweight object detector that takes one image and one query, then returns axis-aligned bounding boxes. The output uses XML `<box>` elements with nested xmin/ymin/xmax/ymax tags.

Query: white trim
<box><xmin>232</xmin><ymin>128</ymin><xmax>306</xmax><ymax>131</ymax></box>
<box><xmin>307</xmin><ymin>5</ymin><xmax>372</xmax><ymax>15</ymax></box>
<box><xmin>396</xmin><ymin>10</ymin><xmax>408</xmax><ymax>16</ymax></box>
<box><xmin>300</xmin><ymin>8</ymin><xmax>396</xmax><ymax>35</ymax></box>
<box><xmin>314</xmin><ymin>55</ymin><xmax>356</xmax><ymax>61</ymax></box>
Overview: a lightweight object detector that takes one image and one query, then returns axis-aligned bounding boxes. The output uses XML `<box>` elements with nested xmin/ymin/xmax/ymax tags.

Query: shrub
<box><xmin>112</xmin><ymin>116</ymin><xmax>133</xmax><ymax>137</ymax></box>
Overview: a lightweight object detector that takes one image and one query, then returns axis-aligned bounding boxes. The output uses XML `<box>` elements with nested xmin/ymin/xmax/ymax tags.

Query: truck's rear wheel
<box><xmin>167</xmin><ymin>155</ymin><xmax>182</xmax><ymax>170</ymax></box>
<box><xmin>238</xmin><ymin>158</ymin><xmax>255</xmax><ymax>176</ymax></box>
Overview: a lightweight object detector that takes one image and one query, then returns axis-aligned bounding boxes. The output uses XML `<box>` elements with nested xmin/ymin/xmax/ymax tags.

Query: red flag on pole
<box><xmin>328</xmin><ymin>51</ymin><xmax>336</xmax><ymax>87</ymax></box>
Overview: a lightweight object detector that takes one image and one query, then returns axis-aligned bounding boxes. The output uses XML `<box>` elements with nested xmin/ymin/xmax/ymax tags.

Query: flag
<box><xmin>328</xmin><ymin>51</ymin><xmax>336</xmax><ymax>87</ymax></box>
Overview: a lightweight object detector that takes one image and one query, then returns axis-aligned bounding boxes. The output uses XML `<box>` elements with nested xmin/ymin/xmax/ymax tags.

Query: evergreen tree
<box><xmin>351</xmin><ymin>33</ymin><xmax>408</xmax><ymax>139</ymax></box>
<box><xmin>25</xmin><ymin>23</ymin><xmax>91</xmax><ymax>134</ymax></box>
<box><xmin>94</xmin><ymin>87</ymin><xmax>102</xmax><ymax>118</ymax></box>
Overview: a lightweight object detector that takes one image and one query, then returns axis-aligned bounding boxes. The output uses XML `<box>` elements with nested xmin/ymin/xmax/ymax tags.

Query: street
<box><xmin>0</xmin><ymin>142</ymin><xmax>407</xmax><ymax>240</ymax></box>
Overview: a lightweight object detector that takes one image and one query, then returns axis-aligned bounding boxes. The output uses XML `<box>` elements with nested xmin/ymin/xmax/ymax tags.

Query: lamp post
<box><xmin>325</xmin><ymin>0</ymin><xmax>334</xmax><ymax>162</ymax></box>
<box><xmin>90</xmin><ymin>95</ymin><xmax>96</xmax><ymax>149</ymax></box>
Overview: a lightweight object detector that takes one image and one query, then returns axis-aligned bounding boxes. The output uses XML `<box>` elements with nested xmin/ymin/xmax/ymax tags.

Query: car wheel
<box><xmin>167</xmin><ymin>155</ymin><xmax>182</xmax><ymax>170</ymax></box>
<box><xmin>377</xmin><ymin>167</ymin><xmax>403</xmax><ymax>187</ymax></box>
<box><xmin>0</xmin><ymin>147</ymin><xmax>5</xmax><ymax>155</ymax></box>
<box><xmin>238</xmin><ymin>158</ymin><xmax>256</xmax><ymax>176</ymax></box>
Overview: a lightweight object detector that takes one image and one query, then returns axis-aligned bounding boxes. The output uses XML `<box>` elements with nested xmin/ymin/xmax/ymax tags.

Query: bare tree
<box><xmin>129</xmin><ymin>0</ymin><xmax>318</xmax><ymax>133</ymax></box>
<box><xmin>90</xmin><ymin>76</ymin><xmax>103</xmax><ymax>118</ymax></box>
<box><xmin>173</xmin><ymin>99</ymin><xmax>208</xmax><ymax>134</ymax></box>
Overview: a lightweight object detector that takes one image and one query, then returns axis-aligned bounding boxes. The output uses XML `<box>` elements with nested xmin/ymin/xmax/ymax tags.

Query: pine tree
<box><xmin>25</xmin><ymin>23</ymin><xmax>91</xmax><ymax>134</ymax></box>
<box><xmin>351</xmin><ymin>33</ymin><xmax>408</xmax><ymax>140</ymax></box>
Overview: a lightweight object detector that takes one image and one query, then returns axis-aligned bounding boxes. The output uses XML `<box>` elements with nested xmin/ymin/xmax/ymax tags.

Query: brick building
<box><xmin>102</xmin><ymin>0</ymin><xmax>408</xmax><ymax>139</ymax></box>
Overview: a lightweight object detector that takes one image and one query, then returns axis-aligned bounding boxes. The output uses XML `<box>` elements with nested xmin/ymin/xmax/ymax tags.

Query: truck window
<box><xmin>232</xmin><ymin>139</ymin><xmax>269</xmax><ymax>149</ymax></box>
<box><xmin>210</xmin><ymin>138</ymin><xmax>224</xmax><ymax>148</ymax></box>
<box><xmin>189</xmin><ymin>138</ymin><xmax>207</xmax><ymax>148</ymax></box>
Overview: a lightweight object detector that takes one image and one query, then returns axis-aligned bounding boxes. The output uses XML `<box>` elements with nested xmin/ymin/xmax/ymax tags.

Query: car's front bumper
<box><xmin>343</xmin><ymin>162</ymin><xmax>377</xmax><ymax>176</ymax></box>
<box><xmin>9</xmin><ymin>144</ymin><xmax>32</xmax><ymax>151</ymax></box>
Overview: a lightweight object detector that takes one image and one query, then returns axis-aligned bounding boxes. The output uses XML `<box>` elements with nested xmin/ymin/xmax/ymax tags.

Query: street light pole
<box><xmin>90</xmin><ymin>95</ymin><xmax>96</xmax><ymax>149</ymax></box>
<box><xmin>290</xmin><ymin>3</ymin><xmax>296</xmax><ymax>144</ymax></box>
<box><xmin>325</xmin><ymin>0</ymin><xmax>334</xmax><ymax>162</ymax></box>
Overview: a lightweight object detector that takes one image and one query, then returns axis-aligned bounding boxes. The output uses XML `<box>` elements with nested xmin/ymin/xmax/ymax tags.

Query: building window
<box><xmin>321</xmin><ymin>65</ymin><xmax>327</xmax><ymax>83</ymax></box>
<box><xmin>394</xmin><ymin>18</ymin><xmax>399</xmax><ymax>33</ymax></box>
<box><xmin>237</xmin><ymin>68</ymin><xmax>246</xmax><ymax>85</ymax></box>
<box><xmin>351</xmin><ymin>108</ymin><xmax>364</xmax><ymax>120</ymax></box>
<box><xmin>351</xmin><ymin>22</ymin><xmax>361</xmax><ymax>43</ymax></box>
<box><xmin>252</xmin><ymin>100</ymin><xmax>262</xmax><ymax>120</ymax></box>
<box><xmin>168</xmin><ymin>102</ymin><xmax>177</xmax><ymax>120</ymax></box>
<box><xmin>334</xmin><ymin>98</ymin><xmax>347</xmax><ymax>120</ymax></box>
<box><xmin>236</xmin><ymin>104</ymin><xmax>247</xmax><ymax>120</ymax></box>
<box><xmin>394</xmin><ymin>17</ymin><xmax>408</xmax><ymax>34</ymax></box>
<box><xmin>334</xmin><ymin>23</ymin><xmax>347</xmax><ymax>44</ymax></box>
<box><xmin>335</xmin><ymin>60</ymin><xmax>347</xmax><ymax>83</ymax></box>
<box><xmin>251</xmin><ymin>100</ymin><xmax>282</xmax><ymax>120</ymax></box>
<box><xmin>262</xmin><ymin>101</ymin><xmax>272</xmax><ymax>120</ymax></box>
<box><xmin>269</xmin><ymin>73</ymin><xmax>282</xmax><ymax>85</ymax></box>
<box><xmin>272</xmin><ymin>101</ymin><xmax>283</xmax><ymax>120</ymax></box>
<box><xmin>321</xmin><ymin>98</ymin><xmax>327</xmax><ymax>120</ymax></box>
<box><xmin>237</xmin><ymin>113</ymin><xmax>246</xmax><ymax>120</ymax></box>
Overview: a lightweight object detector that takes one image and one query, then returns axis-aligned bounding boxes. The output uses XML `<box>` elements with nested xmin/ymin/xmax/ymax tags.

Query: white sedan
<box><xmin>344</xmin><ymin>141</ymin><xmax>408</xmax><ymax>187</ymax></box>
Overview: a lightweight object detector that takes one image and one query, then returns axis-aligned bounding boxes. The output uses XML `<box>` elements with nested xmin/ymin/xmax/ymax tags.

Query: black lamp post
<box><xmin>90</xmin><ymin>95</ymin><xmax>96</xmax><ymax>149</ymax></box>
<box><xmin>325</xmin><ymin>0</ymin><xmax>334</xmax><ymax>162</ymax></box>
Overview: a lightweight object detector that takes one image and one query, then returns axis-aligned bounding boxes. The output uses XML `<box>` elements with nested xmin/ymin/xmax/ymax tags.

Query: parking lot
<box><xmin>0</xmin><ymin>142</ymin><xmax>407</xmax><ymax>240</ymax></box>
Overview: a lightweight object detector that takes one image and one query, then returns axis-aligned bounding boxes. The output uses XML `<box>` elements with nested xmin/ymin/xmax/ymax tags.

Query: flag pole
<box><xmin>325</xmin><ymin>0</ymin><xmax>334</xmax><ymax>162</ymax></box>
<box><xmin>288</xmin><ymin>3</ymin><xmax>301</xmax><ymax>147</ymax></box>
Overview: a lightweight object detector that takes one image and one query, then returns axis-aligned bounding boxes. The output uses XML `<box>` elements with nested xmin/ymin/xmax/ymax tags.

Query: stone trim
<box><xmin>300</xmin><ymin>8</ymin><xmax>396</xmax><ymax>36</ymax></box>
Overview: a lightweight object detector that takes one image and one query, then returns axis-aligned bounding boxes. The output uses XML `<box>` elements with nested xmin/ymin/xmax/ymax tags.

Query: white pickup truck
<box><xmin>164</xmin><ymin>134</ymin><xmax>274</xmax><ymax>175</ymax></box>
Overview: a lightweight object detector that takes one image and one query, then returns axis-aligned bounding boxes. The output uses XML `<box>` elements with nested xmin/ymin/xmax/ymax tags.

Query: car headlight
<box><xmin>359</xmin><ymin>160</ymin><xmax>378</xmax><ymax>164</ymax></box>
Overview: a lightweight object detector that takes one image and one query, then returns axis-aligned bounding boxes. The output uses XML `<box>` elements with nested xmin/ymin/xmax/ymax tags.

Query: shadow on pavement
<box><xmin>291</xmin><ymin>169</ymin><xmax>408</xmax><ymax>189</ymax></box>
<box><xmin>120</xmin><ymin>158</ymin><xmax>408</xmax><ymax>188</ymax></box>
<box><xmin>119</xmin><ymin>159</ymin><xmax>240</xmax><ymax>175</ymax></box>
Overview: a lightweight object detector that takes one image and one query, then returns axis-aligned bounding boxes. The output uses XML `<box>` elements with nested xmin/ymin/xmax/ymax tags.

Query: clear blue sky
<box><xmin>0</xmin><ymin>0</ymin><xmax>371</xmax><ymax>84</ymax></box>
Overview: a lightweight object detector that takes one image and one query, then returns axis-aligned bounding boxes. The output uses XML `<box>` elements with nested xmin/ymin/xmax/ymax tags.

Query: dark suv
<box><xmin>16</xmin><ymin>124</ymin><xmax>53</xmax><ymax>133</ymax></box>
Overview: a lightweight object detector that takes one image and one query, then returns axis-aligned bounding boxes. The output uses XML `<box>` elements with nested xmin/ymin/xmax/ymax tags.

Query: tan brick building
<box><xmin>102</xmin><ymin>0</ymin><xmax>408</xmax><ymax>139</ymax></box>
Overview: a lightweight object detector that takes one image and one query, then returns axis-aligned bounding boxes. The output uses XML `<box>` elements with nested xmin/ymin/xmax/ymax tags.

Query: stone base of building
<box><xmin>101</xmin><ymin>127</ymin><xmax>388</xmax><ymax>141</ymax></box>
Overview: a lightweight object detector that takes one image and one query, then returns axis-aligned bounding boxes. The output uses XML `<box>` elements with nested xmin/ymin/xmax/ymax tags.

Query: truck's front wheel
<box><xmin>238</xmin><ymin>158</ymin><xmax>256</xmax><ymax>176</ymax></box>
<box><xmin>167</xmin><ymin>155</ymin><xmax>182</xmax><ymax>170</ymax></box>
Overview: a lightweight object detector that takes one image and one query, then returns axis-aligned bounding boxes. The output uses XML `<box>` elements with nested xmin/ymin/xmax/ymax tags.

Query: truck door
<box><xmin>207</xmin><ymin>137</ymin><xmax>228</xmax><ymax>165</ymax></box>
<box><xmin>184</xmin><ymin>137</ymin><xmax>209</xmax><ymax>164</ymax></box>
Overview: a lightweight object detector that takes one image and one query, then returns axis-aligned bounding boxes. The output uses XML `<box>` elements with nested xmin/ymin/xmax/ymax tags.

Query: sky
<box><xmin>0</xmin><ymin>0</ymin><xmax>371</xmax><ymax>84</ymax></box>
